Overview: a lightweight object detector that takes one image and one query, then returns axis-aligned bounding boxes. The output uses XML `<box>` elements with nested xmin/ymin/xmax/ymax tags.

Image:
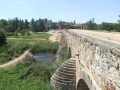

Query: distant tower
<box><xmin>74</xmin><ymin>20</ymin><xmax>76</xmax><ymax>24</ymax></box>
<box><xmin>45</xmin><ymin>18</ymin><xmax>47</xmax><ymax>24</ymax></box>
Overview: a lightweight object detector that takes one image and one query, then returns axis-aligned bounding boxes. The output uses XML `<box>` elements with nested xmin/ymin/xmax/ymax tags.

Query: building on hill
<box><xmin>42</xmin><ymin>18</ymin><xmax>52</xmax><ymax>25</ymax></box>
<box><xmin>60</xmin><ymin>23</ymin><xmax>71</xmax><ymax>29</ymax></box>
<box><xmin>72</xmin><ymin>23</ymin><xmax>87</xmax><ymax>29</ymax></box>
<box><xmin>81</xmin><ymin>23</ymin><xmax>87</xmax><ymax>29</ymax></box>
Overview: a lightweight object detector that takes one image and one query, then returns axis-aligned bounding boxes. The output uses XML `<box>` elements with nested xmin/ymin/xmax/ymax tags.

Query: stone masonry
<box><xmin>51</xmin><ymin>30</ymin><xmax>120</xmax><ymax>90</ymax></box>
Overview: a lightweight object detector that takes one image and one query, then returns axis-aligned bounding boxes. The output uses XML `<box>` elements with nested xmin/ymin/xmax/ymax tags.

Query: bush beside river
<box><xmin>0</xmin><ymin>43</ymin><xmax>29</xmax><ymax>65</ymax></box>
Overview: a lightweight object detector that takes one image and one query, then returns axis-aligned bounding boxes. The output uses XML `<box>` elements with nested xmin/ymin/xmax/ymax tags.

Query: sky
<box><xmin>0</xmin><ymin>0</ymin><xmax>120</xmax><ymax>24</ymax></box>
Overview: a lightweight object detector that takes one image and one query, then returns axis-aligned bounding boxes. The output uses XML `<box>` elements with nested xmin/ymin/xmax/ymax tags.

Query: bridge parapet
<box><xmin>63</xmin><ymin>30</ymin><xmax>120</xmax><ymax>90</ymax></box>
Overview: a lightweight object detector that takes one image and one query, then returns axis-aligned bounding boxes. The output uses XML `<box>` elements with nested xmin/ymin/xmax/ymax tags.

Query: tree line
<box><xmin>0</xmin><ymin>18</ymin><xmax>46</xmax><ymax>46</ymax></box>
<box><xmin>0</xmin><ymin>17</ymin><xmax>60</xmax><ymax>46</ymax></box>
<box><xmin>0</xmin><ymin>18</ymin><xmax>46</xmax><ymax>33</ymax></box>
<box><xmin>0</xmin><ymin>16</ymin><xmax>120</xmax><ymax>46</ymax></box>
<box><xmin>86</xmin><ymin>15</ymin><xmax>120</xmax><ymax>32</ymax></box>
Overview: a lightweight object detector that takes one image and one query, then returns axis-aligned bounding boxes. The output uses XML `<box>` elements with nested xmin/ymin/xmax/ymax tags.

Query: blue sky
<box><xmin>0</xmin><ymin>0</ymin><xmax>120</xmax><ymax>24</ymax></box>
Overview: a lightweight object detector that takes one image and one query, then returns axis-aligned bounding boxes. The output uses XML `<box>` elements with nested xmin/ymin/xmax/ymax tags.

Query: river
<box><xmin>33</xmin><ymin>53</ymin><xmax>55</xmax><ymax>63</ymax></box>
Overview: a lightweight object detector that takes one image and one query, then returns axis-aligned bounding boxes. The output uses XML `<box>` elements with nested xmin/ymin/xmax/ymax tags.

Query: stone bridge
<box><xmin>51</xmin><ymin>30</ymin><xmax>120</xmax><ymax>90</ymax></box>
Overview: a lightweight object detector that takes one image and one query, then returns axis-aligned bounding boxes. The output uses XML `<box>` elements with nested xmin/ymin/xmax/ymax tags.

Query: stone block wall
<box><xmin>63</xmin><ymin>30</ymin><xmax>120</xmax><ymax>90</ymax></box>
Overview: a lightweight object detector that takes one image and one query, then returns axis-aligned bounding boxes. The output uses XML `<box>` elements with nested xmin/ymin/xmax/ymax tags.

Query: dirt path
<box><xmin>70</xmin><ymin>29</ymin><xmax>120</xmax><ymax>42</ymax></box>
<box><xmin>0</xmin><ymin>50</ymin><xmax>33</xmax><ymax>69</ymax></box>
<box><xmin>49</xmin><ymin>30</ymin><xmax>61</xmax><ymax>42</ymax></box>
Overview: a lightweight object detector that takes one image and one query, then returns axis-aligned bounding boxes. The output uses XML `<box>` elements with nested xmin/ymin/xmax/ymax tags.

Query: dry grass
<box><xmin>70</xmin><ymin>29</ymin><xmax>120</xmax><ymax>42</ymax></box>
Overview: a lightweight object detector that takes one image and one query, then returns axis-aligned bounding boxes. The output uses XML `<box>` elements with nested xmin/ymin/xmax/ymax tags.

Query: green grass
<box><xmin>0</xmin><ymin>45</ymin><xmax>11</xmax><ymax>53</ymax></box>
<box><xmin>7</xmin><ymin>34</ymin><xmax>52</xmax><ymax>39</ymax></box>
<box><xmin>0</xmin><ymin>58</ymin><xmax>52</xmax><ymax>90</ymax></box>
<box><xmin>30</xmin><ymin>41</ymin><xmax>59</xmax><ymax>54</ymax></box>
<box><xmin>0</xmin><ymin>43</ymin><xmax>30</xmax><ymax>65</ymax></box>
<box><xmin>7</xmin><ymin>39</ymin><xmax>40</xmax><ymax>44</ymax></box>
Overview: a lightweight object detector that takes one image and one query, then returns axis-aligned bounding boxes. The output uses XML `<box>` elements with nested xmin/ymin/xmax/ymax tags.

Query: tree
<box><xmin>24</xmin><ymin>19</ymin><xmax>29</xmax><ymax>29</ymax></box>
<box><xmin>18</xmin><ymin>20</ymin><xmax>25</xmax><ymax>30</ymax></box>
<box><xmin>86</xmin><ymin>18</ymin><xmax>97</xmax><ymax>30</ymax></box>
<box><xmin>0</xmin><ymin>19</ymin><xmax>7</xmax><ymax>29</ymax></box>
<box><xmin>11</xmin><ymin>17</ymin><xmax>19</xmax><ymax>32</ymax></box>
<box><xmin>30</xmin><ymin>18</ymin><xmax>38</xmax><ymax>32</ymax></box>
<box><xmin>0</xmin><ymin>30</ymin><xmax>6</xmax><ymax>46</ymax></box>
<box><xmin>100</xmin><ymin>22</ymin><xmax>115</xmax><ymax>31</ymax></box>
<box><xmin>20</xmin><ymin>30</ymin><xmax>26</xmax><ymax>38</ymax></box>
<box><xmin>50</xmin><ymin>23</ymin><xmax>59</xmax><ymax>29</ymax></box>
<box><xmin>31</xmin><ymin>23</ymin><xmax>38</xmax><ymax>32</ymax></box>
<box><xmin>117</xmin><ymin>15</ymin><xmax>120</xmax><ymax>32</ymax></box>
<box><xmin>4</xmin><ymin>25</ymin><xmax>13</xmax><ymax>32</ymax></box>
<box><xmin>86</xmin><ymin>20</ymin><xmax>94</xmax><ymax>30</ymax></box>
<box><xmin>38</xmin><ymin>19</ymin><xmax>45</xmax><ymax>32</ymax></box>
<box><xmin>14</xmin><ymin>31</ymin><xmax>18</xmax><ymax>36</ymax></box>
<box><xmin>0</xmin><ymin>18</ymin><xmax>49</xmax><ymax>33</ymax></box>
<box><xmin>26</xmin><ymin>31</ymin><xmax>31</xmax><ymax>37</ymax></box>
<box><xmin>46</xmin><ymin>25</ymin><xmax>50</xmax><ymax>30</ymax></box>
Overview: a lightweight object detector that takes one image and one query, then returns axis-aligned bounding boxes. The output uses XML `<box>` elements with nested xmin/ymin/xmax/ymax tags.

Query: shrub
<box><xmin>30</xmin><ymin>41</ymin><xmax>59</xmax><ymax>54</ymax></box>
<box><xmin>7</xmin><ymin>43</ymin><xmax>27</xmax><ymax>56</ymax></box>
<box><xmin>0</xmin><ymin>43</ymin><xmax>29</xmax><ymax>64</ymax></box>
<box><xmin>0</xmin><ymin>31</ymin><xmax>6</xmax><ymax>46</ymax></box>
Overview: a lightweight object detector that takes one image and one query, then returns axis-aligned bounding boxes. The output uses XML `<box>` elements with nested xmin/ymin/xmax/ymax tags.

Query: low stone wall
<box><xmin>56</xmin><ymin>31</ymin><xmax>68</xmax><ymax>61</ymax></box>
<box><xmin>63</xmin><ymin>30</ymin><xmax>120</xmax><ymax>90</ymax></box>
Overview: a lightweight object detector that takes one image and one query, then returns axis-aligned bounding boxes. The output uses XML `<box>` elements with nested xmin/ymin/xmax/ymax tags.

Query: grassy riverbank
<box><xmin>0</xmin><ymin>50</ymin><xmax>70</xmax><ymax>90</ymax></box>
<box><xmin>0</xmin><ymin>57</ymin><xmax>51</xmax><ymax>90</ymax></box>
<box><xmin>7</xmin><ymin>39</ymin><xmax>41</xmax><ymax>45</ymax></box>
<box><xmin>0</xmin><ymin>34</ymin><xmax>71</xmax><ymax>89</ymax></box>
<box><xmin>0</xmin><ymin>33</ymin><xmax>52</xmax><ymax>64</ymax></box>
<box><xmin>7</xmin><ymin>34</ymin><xmax>52</xmax><ymax>39</ymax></box>
<box><xmin>0</xmin><ymin>43</ymin><xmax>30</xmax><ymax>65</ymax></box>
<box><xmin>7</xmin><ymin>33</ymin><xmax>52</xmax><ymax>45</ymax></box>
<box><xmin>30</xmin><ymin>41</ymin><xmax>59</xmax><ymax>54</ymax></box>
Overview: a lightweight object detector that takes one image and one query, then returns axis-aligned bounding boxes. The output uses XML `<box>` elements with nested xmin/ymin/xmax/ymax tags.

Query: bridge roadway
<box><xmin>70</xmin><ymin>29</ymin><xmax>120</xmax><ymax>42</ymax></box>
<box><xmin>51</xmin><ymin>30</ymin><xmax>120</xmax><ymax>90</ymax></box>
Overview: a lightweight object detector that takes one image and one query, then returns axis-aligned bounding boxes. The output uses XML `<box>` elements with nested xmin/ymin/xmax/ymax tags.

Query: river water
<box><xmin>33</xmin><ymin>53</ymin><xmax>55</xmax><ymax>63</ymax></box>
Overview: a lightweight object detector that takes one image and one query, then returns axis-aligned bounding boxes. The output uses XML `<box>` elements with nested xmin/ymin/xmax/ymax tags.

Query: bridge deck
<box><xmin>70</xmin><ymin>29</ymin><xmax>120</xmax><ymax>42</ymax></box>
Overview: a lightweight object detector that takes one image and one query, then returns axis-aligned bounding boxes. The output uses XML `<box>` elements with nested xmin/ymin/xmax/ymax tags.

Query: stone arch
<box><xmin>76</xmin><ymin>71</ymin><xmax>95</xmax><ymax>90</ymax></box>
<box><xmin>77</xmin><ymin>79</ymin><xmax>89</xmax><ymax>90</ymax></box>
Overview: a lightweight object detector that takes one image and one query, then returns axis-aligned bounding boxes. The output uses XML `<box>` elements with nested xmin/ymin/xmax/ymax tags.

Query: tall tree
<box><xmin>18</xmin><ymin>20</ymin><xmax>24</xmax><ymax>30</ymax></box>
<box><xmin>38</xmin><ymin>19</ymin><xmax>45</xmax><ymax>32</ymax></box>
<box><xmin>30</xmin><ymin>18</ymin><xmax>37</xmax><ymax>32</ymax></box>
<box><xmin>24</xmin><ymin>19</ymin><xmax>29</xmax><ymax>29</ymax></box>
<box><xmin>50</xmin><ymin>23</ymin><xmax>59</xmax><ymax>29</ymax></box>
<box><xmin>117</xmin><ymin>15</ymin><xmax>120</xmax><ymax>32</ymax></box>
<box><xmin>86</xmin><ymin>20</ymin><xmax>94</xmax><ymax>30</ymax></box>
<box><xmin>0</xmin><ymin>31</ymin><xmax>6</xmax><ymax>46</ymax></box>
<box><xmin>100</xmin><ymin>22</ymin><xmax>115</xmax><ymax>31</ymax></box>
<box><xmin>0</xmin><ymin>19</ymin><xmax>7</xmax><ymax>29</ymax></box>
<box><xmin>86</xmin><ymin>18</ymin><xmax>97</xmax><ymax>30</ymax></box>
